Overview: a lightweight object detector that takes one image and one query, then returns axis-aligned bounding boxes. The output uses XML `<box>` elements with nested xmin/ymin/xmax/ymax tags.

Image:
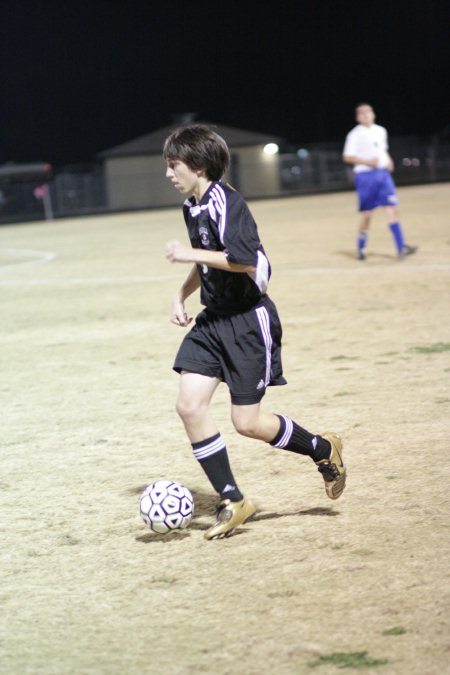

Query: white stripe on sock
<box><xmin>192</xmin><ymin>435</ymin><xmax>225</xmax><ymax>461</ymax></box>
<box><xmin>273</xmin><ymin>415</ymin><xmax>293</xmax><ymax>448</ymax></box>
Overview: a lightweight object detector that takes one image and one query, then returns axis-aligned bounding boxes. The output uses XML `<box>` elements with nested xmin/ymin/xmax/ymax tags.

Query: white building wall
<box><xmin>104</xmin><ymin>146</ymin><xmax>280</xmax><ymax>210</ymax></box>
<box><xmin>104</xmin><ymin>156</ymin><xmax>175</xmax><ymax>209</ymax></box>
<box><xmin>235</xmin><ymin>146</ymin><xmax>280</xmax><ymax>197</ymax></box>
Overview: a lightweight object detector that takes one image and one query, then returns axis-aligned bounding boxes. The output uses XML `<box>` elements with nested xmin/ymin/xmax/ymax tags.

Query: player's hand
<box><xmin>366</xmin><ymin>158</ymin><xmax>379</xmax><ymax>168</ymax></box>
<box><xmin>170</xmin><ymin>296</ymin><xmax>192</xmax><ymax>327</ymax></box>
<box><xmin>165</xmin><ymin>240</ymin><xmax>192</xmax><ymax>263</ymax></box>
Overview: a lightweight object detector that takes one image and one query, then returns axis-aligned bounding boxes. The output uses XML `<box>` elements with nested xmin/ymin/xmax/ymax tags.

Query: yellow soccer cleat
<box><xmin>204</xmin><ymin>497</ymin><xmax>256</xmax><ymax>540</ymax></box>
<box><xmin>316</xmin><ymin>432</ymin><xmax>347</xmax><ymax>500</ymax></box>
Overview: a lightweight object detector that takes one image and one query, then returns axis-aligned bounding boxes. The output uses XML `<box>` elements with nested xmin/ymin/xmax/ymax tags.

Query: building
<box><xmin>98</xmin><ymin>122</ymin><xmax>284</xmax><ymax>211</ymax></box>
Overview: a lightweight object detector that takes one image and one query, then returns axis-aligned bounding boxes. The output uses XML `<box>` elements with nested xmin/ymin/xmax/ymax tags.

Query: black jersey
<box><xmin>183</xmin><ymin>182</ymin><xmax>271</xmax><ymax>314</ymax></box>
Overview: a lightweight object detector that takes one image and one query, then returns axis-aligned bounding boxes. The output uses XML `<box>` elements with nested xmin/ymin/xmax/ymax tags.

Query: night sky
<box><xmin>1</xmin><ymin>1</ymin><xmax>449</xmax><ymax>165</ymax></box>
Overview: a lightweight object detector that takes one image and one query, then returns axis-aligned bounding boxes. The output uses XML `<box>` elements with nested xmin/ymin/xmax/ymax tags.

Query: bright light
<box><xmin>263</xmin><ymin>143</ymin><xmax>279</xmax><ymax>155</ymax></box>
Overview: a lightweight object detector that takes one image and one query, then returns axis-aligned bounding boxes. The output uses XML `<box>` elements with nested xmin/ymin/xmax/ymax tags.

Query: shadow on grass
<box><xmin>336</xmin><ymin>249</ymin><xmax>395</xmax><ymax>261</ymax></box>
<box><xmin>134</xmin><ymin>486</ymin><xmax>338</xmax><ymax>543</ymax></box>
<box><xmin>136</xmin><ymin>531</ymin><xmax>191</xmax><ymax>544</ymax></box>
<box><xmin>132</xmin><ymin>485</ymin><xmax>338</xmax><ymax>519</ymax></box>
<box><xmin>254</xmin><ymin>506</ymin><xmax>338</xmax><ymax>522</ymax></box>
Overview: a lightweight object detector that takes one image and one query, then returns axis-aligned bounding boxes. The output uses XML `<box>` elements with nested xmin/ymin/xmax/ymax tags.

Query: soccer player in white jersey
<box><xmin>343</xmin><ymin>103</ymin><xmax>417</xmax><ymax>260</ymax></box>
<box><xmin>163</xmin><ymin>124</ymin><xmax>346</xmax><ymax>539</ymax></box>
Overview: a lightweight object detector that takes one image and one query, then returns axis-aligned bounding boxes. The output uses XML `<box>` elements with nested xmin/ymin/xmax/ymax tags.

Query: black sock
<box><xmin>270</xmin><ymin>415</ymin><xmax>331</xmax><ymax>462</ymax></box>
<box><xmin>192</xmin><ymin>433</ymin><xmax>243</xmax><ymax>501</ymax></box>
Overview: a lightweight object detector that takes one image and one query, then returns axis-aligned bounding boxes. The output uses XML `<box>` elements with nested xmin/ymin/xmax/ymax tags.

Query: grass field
<box><xmin>1</xmin><ymin>184</ymin><xmax>449</xmax><ymax>674</ymax></box>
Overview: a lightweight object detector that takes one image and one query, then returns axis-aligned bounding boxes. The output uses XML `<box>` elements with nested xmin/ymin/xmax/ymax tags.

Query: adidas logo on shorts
<box><xmin>256</xmin><ymin>379</ymin><xmax>265</xmax><ymax>390</ymax></box>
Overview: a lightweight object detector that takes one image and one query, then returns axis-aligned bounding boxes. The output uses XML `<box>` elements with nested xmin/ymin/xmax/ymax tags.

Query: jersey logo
<box><xmin>199</xmin><ymin>226</ymin><xmax>210</xmax><ymax>246</ymax></box>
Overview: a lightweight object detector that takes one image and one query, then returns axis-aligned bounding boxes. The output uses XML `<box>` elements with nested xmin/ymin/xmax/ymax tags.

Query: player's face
<box><xmin>356</xmin><ymin>105</ymin><xmax>375</xmax><ymax>126</ymax></box>
<box><xmin>166</xmin><ymin>159</ymin><xmax>201</xmax><ymax>196</ymax></box>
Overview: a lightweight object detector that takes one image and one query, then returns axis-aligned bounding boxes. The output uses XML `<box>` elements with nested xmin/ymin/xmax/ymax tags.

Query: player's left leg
<box><xmin>385</xmin><ymin>205</ymin><xmax>417</xmax><ymax>258</ymax></box>
<box><xmin>231</xmin><ymin>404</ymin><xmax>346</xmax><ymax>500</ymax></box>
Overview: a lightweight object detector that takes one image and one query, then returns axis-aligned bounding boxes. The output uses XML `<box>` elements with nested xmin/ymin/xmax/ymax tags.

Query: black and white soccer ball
<box><xmin>139</xmin><ymin>480</ymin><xmax>194</xmax><ymax>534</ymax></box>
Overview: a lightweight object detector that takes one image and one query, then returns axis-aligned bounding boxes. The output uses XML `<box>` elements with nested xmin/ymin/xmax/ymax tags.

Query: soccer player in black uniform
<box><xmin>163</xmin><ymin>124</ymin><xmax>346</xmax><ymax>540</ymax></box>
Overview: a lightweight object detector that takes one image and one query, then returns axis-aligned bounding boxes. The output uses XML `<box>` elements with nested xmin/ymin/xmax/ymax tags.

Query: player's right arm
<box><xmin>342</xmin><ymin>130</ymin><xmax>378</xmax><ymax>168</ymax></box>
<box><xmin>170</xmin><ymin>264</ymin><xmax>200</xmax><ymax>326</ymax></box>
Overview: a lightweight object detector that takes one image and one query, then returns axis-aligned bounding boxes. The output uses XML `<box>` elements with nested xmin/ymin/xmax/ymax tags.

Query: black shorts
<box><xmin>173</xmin><ymin>296</ymin><xmax>287</xmax><ymax>404</ymax></box>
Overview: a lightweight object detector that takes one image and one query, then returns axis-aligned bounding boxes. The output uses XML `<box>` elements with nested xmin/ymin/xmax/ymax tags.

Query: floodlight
<box><xmin>263</xmin><ymin>143</ymin><xmax>279</xmax><ymax>155</ymax></box>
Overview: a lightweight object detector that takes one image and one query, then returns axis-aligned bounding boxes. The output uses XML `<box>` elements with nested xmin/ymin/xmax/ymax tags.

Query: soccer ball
<box><xmin>139</xmin><ymin>480</ymin><xmax>194</xmax><ymax>534</ymax></box>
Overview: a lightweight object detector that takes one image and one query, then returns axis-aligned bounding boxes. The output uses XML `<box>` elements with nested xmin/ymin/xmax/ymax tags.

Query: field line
<box><xmin>0</xmin><ymin>263</ymin><xmax>449</xmax><ymax>286</ymax></box>
<box><xmin>0</xmin><ymin>260</ymin><xmax>450</xmax><ymax>286</ymax></box>
<box><xmin>0</xmin><ymin>248</ymin><xmax>57</xmax><ymax>268</ymax></box>
<box><xmin>0</xmin><ymin>273</ymin><xmax>183</xmax><ymax>286</ymax></box>
<box><xmin>279</xmin><ymin>263</ymin><xmax>450</xmax><ymax>275</ymax></box>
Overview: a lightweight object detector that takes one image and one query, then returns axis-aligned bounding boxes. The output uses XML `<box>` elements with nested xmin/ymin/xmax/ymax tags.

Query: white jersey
<box><xmin>343</xmin><ymin>123</ymin><xmax>390</xmax><ymax>173</ymax></box>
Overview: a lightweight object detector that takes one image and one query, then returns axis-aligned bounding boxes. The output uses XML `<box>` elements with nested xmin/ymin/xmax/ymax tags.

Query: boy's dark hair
<box><xmin>163</xmin><ymin>124</ymin><xmax>230</xmax><ymax>181</ymax></box>
<box><xmin>355</xmin><ymin>102</ymin><xmax>373</xmax><ymax>112</ymax></box>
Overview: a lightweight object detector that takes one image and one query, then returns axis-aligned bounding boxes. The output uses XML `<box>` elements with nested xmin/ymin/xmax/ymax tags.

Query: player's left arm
<box><xmin>383</xmin><ymin>127</ymin><xmax>394</xmax><ymax>172</ymax></box>
<box><xmin>165</xmin><ymin>240</ymin><xmax>256</xmax><ymax>273</ymax></box>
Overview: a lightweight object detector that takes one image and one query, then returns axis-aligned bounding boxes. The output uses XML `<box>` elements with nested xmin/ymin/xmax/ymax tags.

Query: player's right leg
<box><xmin>176</xmin><ymin>371</ymin><xmax>253</xmax><ymax>539</ymax></box>
<box><xmin>354</xmin><ymin>171</ymin><xmax>376</xmax><ymax>260</ymax></box>
<box><xmin>356</xmin><ymin>212</ymin><xmax>371</xmax><ymax>260</ymax></box>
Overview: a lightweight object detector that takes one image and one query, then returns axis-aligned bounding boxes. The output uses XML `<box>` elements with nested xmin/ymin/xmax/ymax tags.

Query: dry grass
<box><xmin>1</xmin><ymin>184</ymin><xmax>449</xmax><ymax>674</ymax></box>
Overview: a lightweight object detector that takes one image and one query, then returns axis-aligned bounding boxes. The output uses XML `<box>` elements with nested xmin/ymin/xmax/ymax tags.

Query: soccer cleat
<box><xmin>316</xmin><ymin>432</ymin><xmax>346</xmax><ymax>500</ymax></box>
<box><xmin>204</xmin><ymin>497</ymin><xmax>256</xmax><ymax>540</ymax></box>
<box><xmin>357</xmin><ymin>249</ymin><xmax>366</xmax><ymax>261</ymax></box>
<box><xmin>398</xmin><ymin>244</ymin><xmax>417</xmax><ymax>259</ymax></box>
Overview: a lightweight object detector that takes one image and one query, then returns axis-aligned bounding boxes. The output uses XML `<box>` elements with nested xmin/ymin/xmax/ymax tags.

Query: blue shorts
<box><xmin>355</xmin><ymin>169</ymin><xmax>398</xmax><ymax>212</ymax></box>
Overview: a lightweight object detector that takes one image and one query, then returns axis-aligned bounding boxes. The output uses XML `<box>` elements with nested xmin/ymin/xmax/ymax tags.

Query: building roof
<box><xmin>98</xmin><ymin>122</ymin><xmax>284</xmax><ymax>159</ymax></box>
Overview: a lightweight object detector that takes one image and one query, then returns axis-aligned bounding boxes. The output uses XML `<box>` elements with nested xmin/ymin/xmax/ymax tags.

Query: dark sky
<box><xmin>1</xmin><ymin>1</ymin><xmax>449</xmax><ymax>165</ymax></box>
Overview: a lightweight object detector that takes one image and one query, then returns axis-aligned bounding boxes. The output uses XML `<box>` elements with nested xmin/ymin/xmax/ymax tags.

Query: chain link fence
<box><xmin>1</xmin><ymin>135</ymin><xmax>449</xmax><ymax>224</ymax></box>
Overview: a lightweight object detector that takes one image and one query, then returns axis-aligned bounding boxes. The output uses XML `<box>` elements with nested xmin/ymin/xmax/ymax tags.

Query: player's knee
<box><xmin>175</xmin><ymin>397</ymin><xmax>193</xmax><ymax>420</ymax></box>
<box><xmin>175</xmin><ymin>396</ymin><xmax>202</xmax><ymax>423</ymax></box>
<box><xmin>232</xmin><ymin>415</ymin><xmax>259</xmax><ymax>439</ymax></box>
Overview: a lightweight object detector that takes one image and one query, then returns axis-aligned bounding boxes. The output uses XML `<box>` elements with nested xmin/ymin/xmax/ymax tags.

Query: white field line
<box><xmin>0</xmin><ymin>263</ymin><xmax>449</xmax><ymax>286</ymax></box>
<box><xmin>0</xmin><ymin>248</ymin><xmax>56</xmax><ymax>268</ymax></box>
<box><xmin>279</xmin><ymin>263</ymin><xmax>450</xmax><ymax>275</ymax></box>
<box><xmin>0</xmin><ymin>273</ymin><xmax>183</xmax><ymax>286</ymax></box>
